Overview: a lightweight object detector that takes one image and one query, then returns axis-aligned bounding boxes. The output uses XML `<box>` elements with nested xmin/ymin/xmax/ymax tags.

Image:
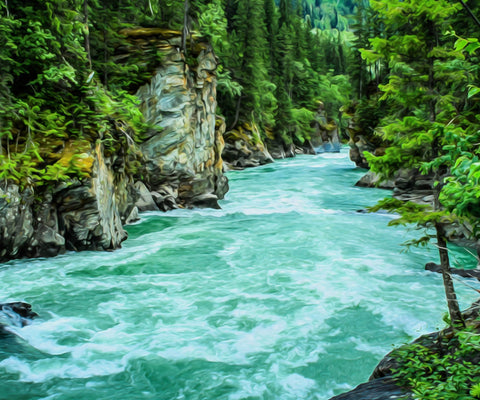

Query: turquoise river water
<box><xmin>0</xmin><ymin>150</ymin><xmax>479</xmax><ymax>400</ymax></box>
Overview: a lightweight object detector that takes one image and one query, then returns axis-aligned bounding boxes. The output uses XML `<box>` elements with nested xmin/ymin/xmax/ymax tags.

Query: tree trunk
<box><xmin>432</xmin><ymin>168</ymin><xmax>464</xmax><ymax>328</ymax></box>
<box><xmin>435</xmin><ymin>222</ymin><xmax>464</xmax><ymax>328</ymax></box>
<box><xmin>229</xmin><ymin>96</ymin><xmax>243</xmax><ymax>131</ymax></box>
<box><xmin>458</xmin><ymin>0</ymin><xmax>480</xmax><ymax>29</ymax></box>
<box><xmin>84</xmin><ymin>0</ymin><xmax>92</xmax><ymax>70</ymax></box>
<box><xmin>103</xmin><ymin>27</ymin><xmax>108</xmax><ymax>87</ymax></box>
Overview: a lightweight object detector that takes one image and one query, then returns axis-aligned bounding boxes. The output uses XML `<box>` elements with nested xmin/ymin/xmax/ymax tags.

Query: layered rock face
<box><xmin>128</xmin><ymin>29</ymin><xmax>228</xmax><ymax>209</ymax></box>
<box><xmin>0</xmin><ymin>141</ymin><xmax>136</xmax><ymax>261</ymax></box>
<box><xmin>0</xmin><ymin>29</ymin><xmax>228</xmax><ymax>262</ymax></box>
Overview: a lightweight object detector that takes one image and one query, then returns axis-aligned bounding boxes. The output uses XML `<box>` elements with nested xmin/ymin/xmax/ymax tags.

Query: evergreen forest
<box><xmin>3</xmin><ymin>0</ymin><xmax>480</xmax><ymax>398</ymax></box>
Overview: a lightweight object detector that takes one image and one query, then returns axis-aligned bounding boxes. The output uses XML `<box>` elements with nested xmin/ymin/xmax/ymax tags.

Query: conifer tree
<box><xmin>363</xmin><ymin>0</ymin><xmax>467</xmax><ymax>327</ymax></box>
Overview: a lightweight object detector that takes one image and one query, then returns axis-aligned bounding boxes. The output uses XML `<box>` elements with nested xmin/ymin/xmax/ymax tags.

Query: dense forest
<box><xmin>0</xmin><ymin>0</ymin><xmax>355</xmax><ymax>190</ymax></box>
<box><xmin>3</xmin><ymin>0</ymin><xmax>480</xmax><ymax>398</ymax></box>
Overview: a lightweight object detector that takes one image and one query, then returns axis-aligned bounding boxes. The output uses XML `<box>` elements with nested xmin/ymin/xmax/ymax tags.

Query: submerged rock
<box><xmin>0</xmin><ymin>302</ymin><xmax>38</xmax><ymax>336</ymax></box>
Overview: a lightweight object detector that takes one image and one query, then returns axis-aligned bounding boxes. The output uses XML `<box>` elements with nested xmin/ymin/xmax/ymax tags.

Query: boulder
<box><xmin>0</xmin><ymin>302</ymin><xmax>38</xmax><ymax>336</ymax></box>
<box><xmin>223</xmin><ymin>123</ymin><xmax>274</xmax><ymax>168</ymax></box>
<box><xmin>355</xmin><ymin>170</ymin><xmax>395</xmax><ymax>189</ymax></box>
<box><xmin>134</xmin><ymin>181</ymin><xmax>159</xmax><ymax>212</ymax></box>
<box><xmin>266</xmin><ymin>140</ymin><xmax>295</xmax><ymax>159</ymax></box>
<box><xmin>330</xmin><ymin>377</ymin><xmax>412</xmax><ymax>400</ymax></box>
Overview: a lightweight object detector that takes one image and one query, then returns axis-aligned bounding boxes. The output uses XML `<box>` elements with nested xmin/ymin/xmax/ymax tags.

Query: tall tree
<box><xmin>362</xmin><ymin>0</ymin><xmax>467</xmax><ymax>327</ymax></box>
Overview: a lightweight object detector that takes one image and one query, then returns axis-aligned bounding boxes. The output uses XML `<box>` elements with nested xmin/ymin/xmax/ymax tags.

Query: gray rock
<box><xmin>125</xmin><ymin>206</ymin><xmax>140</xmax><ymax>225</ymax></box>
<box><xmin>0</xmin><ymin>185</ymin><xmax>32</xmax><ymax>259</ymax></box>
<box><xmin>134</xmin><ymin>181</ymin><xmax>159</xmax><ymax>212</ymax></box>
<box><xmin>222</xmin><ymin>124</ymin><xmax>274</xmax><ymax>168</ymax></box>
<box><xmin>135</xmin><ymin>39</ymin><xmax>228</xmax><ymax>209</ymax></box>
<box><xmin>356</xmin><ymin>171</ymin><xmax>396</xmax><ymax>189</ymax></box>
<box><xmin>330</xmin><ymin>377</ymin><xmax>412</xmax><ymax>400</ymax></box>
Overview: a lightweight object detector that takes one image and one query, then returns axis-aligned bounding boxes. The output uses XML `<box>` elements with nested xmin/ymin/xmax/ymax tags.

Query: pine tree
<box><xmin>363</xmin><ymin>0</ymin><xmax>467</xmax><ymax>327</ymax></box>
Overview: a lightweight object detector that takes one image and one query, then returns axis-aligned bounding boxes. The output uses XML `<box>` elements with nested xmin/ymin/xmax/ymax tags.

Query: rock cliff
<box><xmin>0</xmin><ymin>29</ymin><xmax>228</xmax><ymax>262</ymax></box>
<box><xmin>126</xmin><ymin>28</ymin><xmax>228</xmax><ymax>209</ymax></box>
<box><xmin>222</xmin><ymin>123</ymin><xmax>274</xmax><ymax>169</ymax></box>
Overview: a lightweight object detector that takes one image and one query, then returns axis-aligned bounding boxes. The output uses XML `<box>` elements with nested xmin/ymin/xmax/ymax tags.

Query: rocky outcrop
<box><xmin>0</xmin><ymin>140</ymin><xmax>136</xmax><ymax>261</ymax></box>
<box><xmin>128</xmin><ymin>28</ymin><xmax>228</xmax><ymax>209</ymax></box>
<box><xmin>355</xmin><ymin>170</ymin><xmax>396</xmax><ymax>189</ymax></box>
<box><xmin>265</xmin><ymin>139</ymin><xmax>296</xmax><ymax>159</ymax></box>
<box><xmin>310</xmin><ymin>102</ymin><xmax>341</xmax><ymax>153</ymax></box>
<box><xmin>330</xmin><ymin>377</ymin><xmax>411</xmax><ymax>400</ymax></box>
<box><xmin>0</xmin><ymin>302</ymin><xmax>38</xmax><ymax>338</ymax></box>
<box><xmin>0</xmin><ymin>29</ymin><xmax>228</xmax><ymax>262</ymax></box>
<box><xmin>355</xmin><ymin>168</ymin><xmax>480</xmax><ymax>250</ymax></box>
<box><xmin>223</xmin><ymin>123</ymin><xmax>274</xmax><ymax>169</ymax></box>
<box><xmin>348</xmin><ymin>134</ymin><xmax>381</xmax><ymax>169</ymax></box>
<box><xmin>344</xmin><ymin>101</ymin><xmax>387</xmax><ymax>169</ymax></box>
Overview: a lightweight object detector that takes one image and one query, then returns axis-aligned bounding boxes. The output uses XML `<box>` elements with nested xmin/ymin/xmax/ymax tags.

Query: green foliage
<box><xmin>300</xmin><ymin>0</ymin><xmax>356</xmax><ymax>30</ymax></box>
<box><xmin>0</xmin><ymin>0</ymin><xmax>156</xmax><ymax>191</ymax></box>
<box><xmin>197</xmin><ymin>0</ymin><xmax>355</xmax><ymax>148</ymax></box>
<box><xmin>392</xmin><ymin>325</ymin><xmax>480</xmax><ymax>399</ymax></box>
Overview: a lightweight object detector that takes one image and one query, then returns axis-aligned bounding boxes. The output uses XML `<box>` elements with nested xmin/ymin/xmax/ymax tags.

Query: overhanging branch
<box><xmin>458</xmin><ymin>0</ymin><xmax>480</xmax><ymax>30</ymax></box>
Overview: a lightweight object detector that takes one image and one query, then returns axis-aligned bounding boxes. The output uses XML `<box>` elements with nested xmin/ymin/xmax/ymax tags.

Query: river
<box><xmin>0</xmin><ymin>149</ymin><xmax>478</xmax><ymax>399</ymax></box>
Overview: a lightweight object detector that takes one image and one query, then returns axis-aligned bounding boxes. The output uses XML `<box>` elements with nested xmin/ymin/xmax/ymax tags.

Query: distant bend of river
<box><xmin>0</xmin><ymin>149</ymin><xmax>478</xmax><ymax>399</ymax></box>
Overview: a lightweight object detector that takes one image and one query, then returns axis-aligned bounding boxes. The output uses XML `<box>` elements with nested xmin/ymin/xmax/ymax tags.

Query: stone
<box><xmin>190</xmin><ymin>193</ymin><xmax>221</xmax><ymax>209</ymax></box>
<box><xmin>0</xmin><ymin>185</ymin><xmax>34</xmax><ymax>260</ymax></box>
<box><xmin>310</xmin><ymin>104</ymin><xmax>342</xmax><ymax>153</ymax></box>
<box><xmin>125</xmin><ymin>206</ymin><xmax>140</xmax><ymax>224</ymax></box>
<box><xmin>134</xmin><ymin>36</ymin><xmax>228</xmax><ymax>209</ymax></box>
<box><xmin>222</xmin><ymin>123</ymin><xmax>274</xmax><ymax>168</ymax></box>
<box><xmin>329</xmin><ymin>377</ymin><xmax>412</xmax><ymax>400</ymax></box>
<box><xmin>134</xmin><ymin>181</ymin><xmax>159</xmax><ymax>212</ymax></box>
<box><xmin>0</xmin><ymin>29</ymin><xmax>230</xmax><ymax>261</ymax></box>
<box><xmin>0</xmin><ymin>302</ymin><xmax>38</xmax><ymax>334</ymax></box>
<box><xmin>355</xmin><ymin>170</ymin><xmax>396</xmax><ymax>189</ymax></box>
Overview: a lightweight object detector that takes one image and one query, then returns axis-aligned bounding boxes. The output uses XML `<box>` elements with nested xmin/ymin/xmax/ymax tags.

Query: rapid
<box><xmin>0</xmin><ymin>149</ymin><xmax>478</xmax><ymax>399</ymax></box>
